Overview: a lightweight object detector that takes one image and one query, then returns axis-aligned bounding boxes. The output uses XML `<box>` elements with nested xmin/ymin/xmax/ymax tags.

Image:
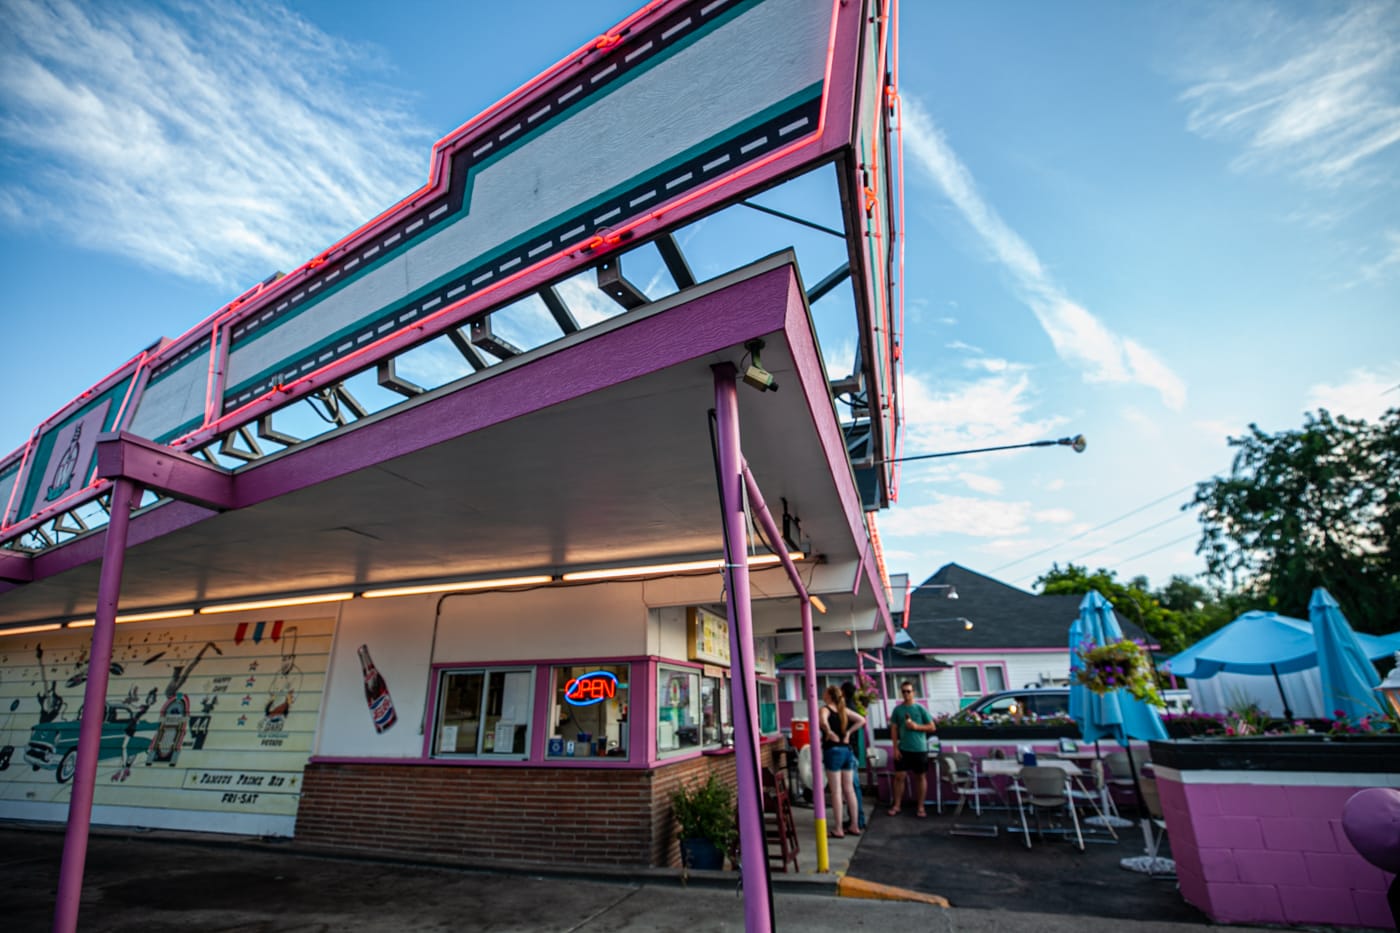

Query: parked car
<box><xmin>962</xmin><ymin>687</ymin><xmax>1071</xmax><ymax>719</ymax></box>
<box><xmin>24</xmin><ymin>703</ymin><xmax>157</xmax><ymax>783</ymax></box>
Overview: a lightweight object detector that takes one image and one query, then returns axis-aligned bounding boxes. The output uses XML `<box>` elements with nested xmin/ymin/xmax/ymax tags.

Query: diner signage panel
<box><xmin>0</xmin><ymin>618</ymin><xmax>332</xmax><ymax>831</ymax></box>
<box><xmin>210</xmin><ymin>0</ymin><xmax>834</xmax><ymax>423</ymax></box>
<box><xmin>4</xmin><ymin>356</ymin><xmax>145</xmax><ymax>531</ymax></box>
<box><xmin>687</xmin><ymin>607</ymin><xmax>731</xmax><ymax>666</ymax></box>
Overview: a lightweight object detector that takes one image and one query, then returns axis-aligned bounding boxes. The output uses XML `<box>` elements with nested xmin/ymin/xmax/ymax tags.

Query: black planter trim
<box><xmin>1149</xmin><ymin>735</ymin><xmax>1400</xmax><ymax>773</ymax></box>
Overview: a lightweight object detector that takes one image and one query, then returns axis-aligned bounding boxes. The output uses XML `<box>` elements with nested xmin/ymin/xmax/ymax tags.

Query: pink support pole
<box><xmin>712</xmin><ymin>364</ymin><xmax>774</xmax><ymax>933</ymax></box>
<box><xmin>737</xmin><ymin>461</ymin><xmax>827</xmax><ymax>868</ymax></box>
<box><xmin>799</xmin><ymin>597</ymin><xmax>829</xmax><ymax>866</ymax></box>
<box><xmin>53</xmin><ymin>478</ymin><xmax>140</xmax><ymax>933</ymax></box>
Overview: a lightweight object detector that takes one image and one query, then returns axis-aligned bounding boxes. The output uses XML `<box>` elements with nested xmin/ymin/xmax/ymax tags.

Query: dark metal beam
<box><xmin>377</xmin><ymin>358</ymin><xmax>426</xmax><ymax>397</ymax></box>
<box><xmin>655</xmin><ymin>233</ymin><xmax>695</xmax><ymax>290</ymax></box>
<box><xmin>806</xmin><ymin>263</ymin><xmax>851</xmax><ymax>305</ymax></box>
<box><xmin>447</xmin><ymin>327</ymin><xmax>490</xmax><ymax>371</ymax></box>
<box><xmin>470</xmin><ymin>316</ymin><xmax>523</xmax><ymax>360</ymax></box>
<box><xmin>539</xmin><ymin>286</ymin><xmax>579</xmax><ymax>336</ymax></box>
<box><xmin>596</xmin><ymin>258</ymin><xmax>647</xmax><ymax>310</ymax></box>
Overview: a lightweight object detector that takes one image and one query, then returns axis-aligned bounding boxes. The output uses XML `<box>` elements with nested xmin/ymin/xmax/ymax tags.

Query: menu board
<box><xmin>686</xmin><ymin>607</ymin><xmax>731</xmax><ymax>666</ymax></box>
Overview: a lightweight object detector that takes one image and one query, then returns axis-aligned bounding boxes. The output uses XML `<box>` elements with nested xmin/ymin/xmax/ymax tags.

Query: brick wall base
<box><xmin>296</xmin><ymin>749</ymin><xmax>771</xmax><ymax>868</ymax></box>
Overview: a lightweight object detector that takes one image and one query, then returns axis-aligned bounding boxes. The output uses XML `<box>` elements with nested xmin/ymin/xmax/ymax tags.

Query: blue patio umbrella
<box><xmin>1309</xmin><ymin>588</ymin><xmax>1384</xmax><ymax>722</ymax></box>
<box><xmin>1165</xmin><ymin>610</ymin><xmax>1318</xmax><ymax>718</ymax></box>
<box><xmin>1071</xmin><ymin>591</ymin><xmax>1168</xmax><ymax>869</ymax></box>
<box><xmin>1072</xmin><ymin>590</ymin><xmax>1168</xmax><ymax>745</ymax></box>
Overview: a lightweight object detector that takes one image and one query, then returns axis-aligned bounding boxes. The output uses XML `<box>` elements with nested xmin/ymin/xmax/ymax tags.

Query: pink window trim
<box><xmin>955</xmin><ymin>661</ymin><xmax>1008</xmax><ymax>696</ymax></box>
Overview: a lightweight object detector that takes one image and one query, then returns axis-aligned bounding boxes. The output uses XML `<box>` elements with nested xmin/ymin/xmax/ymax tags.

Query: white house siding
<box><xmin>927</xmin><ymin>651</ymin><xmax>1070</xmax><ymax>716</ymax></box>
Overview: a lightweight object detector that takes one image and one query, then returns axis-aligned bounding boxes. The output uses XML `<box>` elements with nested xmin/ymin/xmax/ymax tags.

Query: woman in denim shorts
<box><xmin>819</xmin><ymin>684</ymin><xmax>867</xmax><ymax>837</ymax></box>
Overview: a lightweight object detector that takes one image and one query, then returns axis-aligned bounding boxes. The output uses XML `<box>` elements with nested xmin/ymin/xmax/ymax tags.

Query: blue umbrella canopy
<box><xmin>1166</xmin><ymin>611</ymin><xmax>1318</xmax><ymax>678</ymax></box>
<box><xmin>1071</xmin><ymin>590</ymin><xmax>1167</xmax><ymax>743</ymax></box>
<box><xmin>1309</xmin><ymin>588</ymin><xmax>1384</xmax><ymax>721</ymax></box>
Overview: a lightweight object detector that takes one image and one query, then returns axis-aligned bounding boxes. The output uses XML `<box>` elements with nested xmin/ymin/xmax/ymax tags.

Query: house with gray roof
<box><xmin>779</xmin><ymin>563</ymin><xmax>1152</xmax><ymax>722</ymax></box>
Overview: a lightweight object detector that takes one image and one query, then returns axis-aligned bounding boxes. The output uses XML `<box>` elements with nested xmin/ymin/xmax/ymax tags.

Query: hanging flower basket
<box><xmin>1075</xmin><ymin>638</ymin><xmax>1163</xmax><ymax>707</ymax></box>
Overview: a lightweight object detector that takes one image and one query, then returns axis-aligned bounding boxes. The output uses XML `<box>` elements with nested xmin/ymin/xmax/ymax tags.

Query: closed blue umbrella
<box><xmin>1309</xmin><ymin>588</ymin><xmax>1384</xmax><ymax>722</ymax></box>
<box><xmin>1073</xmin><ymin>590</ymin><xmax>1168</xmax><ymax>744</ymax></box>
<box><xmin>1072</xmin><ymin>591</ymin><xmax>1167</xmax><ymax>866</ymax></box>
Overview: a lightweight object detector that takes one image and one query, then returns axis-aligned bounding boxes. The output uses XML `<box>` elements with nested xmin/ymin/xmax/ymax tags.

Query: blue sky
<box><xmin>1</xmin><ymin>0</ymin><xmax>1397</xmax><ymax>594</ymax></box>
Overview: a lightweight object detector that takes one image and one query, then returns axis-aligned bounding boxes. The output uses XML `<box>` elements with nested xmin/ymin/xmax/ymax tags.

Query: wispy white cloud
<box><xmin>1305</xmin><ymin>365</ymin><xmax>1400</xmax><ymax>420</ymax></box>
<box><xmin>877</xmin><ymin>495</ymin><xmax>1035</xmax><ymax>540</ymax></box>
<box><xmin>0</xmin><ymin>0</ymin><xmax>430</xmax><ymax>289</ymax></box>
<box><xmin>1354</xmin><ymin>229</ymin><xmax>1400</xmax><ymax>284</ymax></box>
<box><xmin>902</xmin><ymin>98</ymin><xmax>1188</xmax><ymax>410</ymax></box>
<box><xmin>900</xmin><ymin>368</ymin><xmax>1066</xmax><ymax>455</ymax></box>
<box><xmin>957</xmin><ymin>472</ymin><xmax>1004</xmax><ymax>495</ymax></box>
<box><xmin>1180</xmin><ymin>2</ymin><xmax>1400</xmax><ymax>185</ymax></box>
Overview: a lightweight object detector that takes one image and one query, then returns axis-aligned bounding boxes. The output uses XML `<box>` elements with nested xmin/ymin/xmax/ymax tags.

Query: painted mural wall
<box><xmin>0</xmin><ymin>617</ymin><xmax>332</xmax><ymax>836</ymax></box>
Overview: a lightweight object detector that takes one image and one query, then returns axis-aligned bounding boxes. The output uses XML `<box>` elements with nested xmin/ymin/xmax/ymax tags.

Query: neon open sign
<box><xmin>564</xmin><ymin>671</ymin><xmax>617</xmax><ymax>706</ymax></box>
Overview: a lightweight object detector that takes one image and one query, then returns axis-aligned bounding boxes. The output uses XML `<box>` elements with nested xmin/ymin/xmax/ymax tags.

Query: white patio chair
<box><xmin>1015</xmin><ymin>765</ymin><xmax>1084</xmax><ymax>851</ymax></box>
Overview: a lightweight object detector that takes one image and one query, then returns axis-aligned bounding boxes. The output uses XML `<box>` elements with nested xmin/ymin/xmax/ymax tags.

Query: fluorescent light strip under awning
<box><xmin>198</xmin><ymin>592</ymin><xmax>355</xmax><ymax>614</ymax></box>
<box><xmin>361</xmin><ymin>575</ymin><xmax>555</xmax><ymax>599</ymax></box>
<box><xmin>561</xmin><ymin>552</ymin><xmax>803</xmax><ymax>582</ymax></box>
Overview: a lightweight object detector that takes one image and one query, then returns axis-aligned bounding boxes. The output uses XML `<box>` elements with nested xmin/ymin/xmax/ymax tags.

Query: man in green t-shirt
<box><xmin>886</xmin><ymin>680</ymin><xmax>936</xmax><ymax>818</ymax></box>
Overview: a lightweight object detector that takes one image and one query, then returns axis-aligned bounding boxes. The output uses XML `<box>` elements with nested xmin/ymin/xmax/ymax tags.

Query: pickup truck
<box><xmin>24</xmin><ymin>703</ymin><xmax>157</xmax><ymax>783</ymax></box>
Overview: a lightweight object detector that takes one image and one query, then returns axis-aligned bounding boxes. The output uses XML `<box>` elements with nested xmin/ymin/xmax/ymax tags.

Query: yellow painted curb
<box><xmin>837</xmin><ymin>876</ymin><xmax>950</xmax><ymax>906</ymax></box>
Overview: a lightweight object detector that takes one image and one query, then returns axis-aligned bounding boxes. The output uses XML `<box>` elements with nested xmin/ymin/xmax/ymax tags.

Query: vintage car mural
<box><xmin>24</xmin><ymin>703</ymin><xmax>157</xmax><ymax>783</ymax></box>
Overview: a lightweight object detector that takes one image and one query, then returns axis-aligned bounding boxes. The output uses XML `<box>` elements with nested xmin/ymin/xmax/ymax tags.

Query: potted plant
<box><xmin>671</xmin><ymin>773</ymin><xmax>736</xmax><ymax>870</ymax></box>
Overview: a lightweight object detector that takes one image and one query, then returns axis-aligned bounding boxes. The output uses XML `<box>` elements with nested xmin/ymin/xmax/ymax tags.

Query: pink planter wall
<box><xmin>1157</xmin><ymin>770</ymin><xmax>1395</xmax><ymax>928</ymax></box>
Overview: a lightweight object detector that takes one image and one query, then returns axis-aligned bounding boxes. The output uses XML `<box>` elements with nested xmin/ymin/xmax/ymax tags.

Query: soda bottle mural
<box><xmin>358</xmin><ymin>644</ymin><xmax>397</xmax><ymax>733</ymax></box>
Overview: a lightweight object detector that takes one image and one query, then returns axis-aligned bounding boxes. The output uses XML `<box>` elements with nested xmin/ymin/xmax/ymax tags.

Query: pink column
<box><xmin>712</xmin><ymin>364</ymin><xmax>773</xmax><ymax>933</ymax></box>
<box><xmin>53</xmin><ymin>478</ymin><xmax>141</xmax><ymax>933</ymax></box>
<box><xmin>799</xmin><ymin>596</ymin><xmax>830</xmax><ymax>868</ymax></box>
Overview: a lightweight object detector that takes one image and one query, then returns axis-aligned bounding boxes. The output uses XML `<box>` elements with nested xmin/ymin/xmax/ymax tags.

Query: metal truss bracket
<box><xmin>470</xmin><ymin>316</ymin><xmax>523</xmax><ymax>360</ymax></box>
<box><xmin>596</xmin><ymin>257</ymin><xmax>647</xmax><ymax>310</ymax></box>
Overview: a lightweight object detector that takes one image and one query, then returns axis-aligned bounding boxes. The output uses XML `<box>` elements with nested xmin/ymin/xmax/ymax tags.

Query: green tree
<box><xmin>1189</xmin><ymin>407</ymin><xmax>1400</xmax><ymax>634</ymax></box>
<box><xmin>1035</xmin><ymin>563</ymin><xmax>1195</xmax><ymax>654</ymax></box>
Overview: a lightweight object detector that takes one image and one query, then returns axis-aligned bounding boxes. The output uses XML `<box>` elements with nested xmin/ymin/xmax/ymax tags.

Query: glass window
<box><xmin>433</xmin><ymin>667</ymin><xmax>533</xmax><ymax>758</ymax></box>
<box><xmin>548</xmin><ymin>664</ymin><xmax>630</xmax><ymax>759</ymax></box>
<box><xmin>985</xmin><ymin>666</ymin><xmax>1007</xmax><ymax>692</ymax></box>
<box><xmin>957</xmin><ymin>665</ymin><xmax>982</xmax><ymax>695</ymax></box>
<box><xmin>657</xmin><ymin>665</ymin><xmax>701</xmax><ymax>756</ymax></box>
<box><xmin>700</xmin><ymin>675</ymin><xmax>728</xmax><ymax>746</ymax></box>
<box><xmin>758</xmin><ymin>680</ymin><xmax>778</xmax><ymax>735</ymax></box>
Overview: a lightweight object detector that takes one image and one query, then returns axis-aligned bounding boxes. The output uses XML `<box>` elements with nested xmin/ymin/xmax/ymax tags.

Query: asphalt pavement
<box><xmin>2</xmin><ymin>814</ymin><xmax>1305</xmax><ymax>933</ymax></box>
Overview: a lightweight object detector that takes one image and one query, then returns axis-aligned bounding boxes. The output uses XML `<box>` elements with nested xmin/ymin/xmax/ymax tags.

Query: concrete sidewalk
<box><xmin>3</xmin><ymin>823</ymin><xmax>1284</xmax><ymax>933</ymax></box>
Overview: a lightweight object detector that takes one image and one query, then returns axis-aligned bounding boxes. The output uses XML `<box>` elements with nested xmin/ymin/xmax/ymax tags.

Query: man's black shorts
<box><xmin>894</xmin><ymin>750</ymin><xmax>929</xmax><ymax>772</ymax></box>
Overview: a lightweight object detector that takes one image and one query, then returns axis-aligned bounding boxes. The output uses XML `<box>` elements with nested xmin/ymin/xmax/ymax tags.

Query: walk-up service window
<box><xmin>433</xmin><ymin>667</ymin><xmax>534</xmax><ymax>758</ymax></box>
<box><xmin>548</xmin><ymin>664</ymin><xmax>629</xmax><ymax>759</ymax></box>
<box><xmin>657</xmin><ymin>663</ymin><xmax>736</xmax><ymax>757</ymax></box>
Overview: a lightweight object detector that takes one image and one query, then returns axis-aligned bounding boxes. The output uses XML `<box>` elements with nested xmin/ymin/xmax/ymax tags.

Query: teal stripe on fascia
<box><xmin>234</xmin><ymin>0</ymin><xmax>775</xmax><ymax>355</ymax></box>
<box><xmin>146</xmin><ymin>342</ymin><xmax>210</xmax><ymax>387</ymax></box>
<box><xmin>223</xmin><ymin>82</ymin><xmax>824</xmax><ymax>404</ymax></box>
<box><xmin>154</xmin><ymin>414</ymin><xmax>206</xmax><ymax>446</ymax></box>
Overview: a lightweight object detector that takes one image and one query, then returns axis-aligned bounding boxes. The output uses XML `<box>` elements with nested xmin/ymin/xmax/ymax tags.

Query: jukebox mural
<box><xmin>0</xmin><ymin>618</ymin><xmax>332</xmax><ymax>834</ymax></box>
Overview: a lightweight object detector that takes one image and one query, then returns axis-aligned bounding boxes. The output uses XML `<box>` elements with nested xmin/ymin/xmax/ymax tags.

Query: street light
<box><xmin>877</xmin><ymin>434</ymin><xmax>1086</xmax><ymax>466</ymax></box>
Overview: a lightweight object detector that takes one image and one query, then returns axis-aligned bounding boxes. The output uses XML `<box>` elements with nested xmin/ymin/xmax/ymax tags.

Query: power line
<box><xmin>1067</xmin><ymin>512</ymin><xmax>1191</xmax><ymax>564</ymax></box>
<box><xmin>1119</xmin><ymin>532</ymin><xmax>1200</xmax><ymax>565</ymax></box>
<box><xmin>989</xmin><ymin>483</ymin><xmax>1196</xmax><ymax>574</ymax></box>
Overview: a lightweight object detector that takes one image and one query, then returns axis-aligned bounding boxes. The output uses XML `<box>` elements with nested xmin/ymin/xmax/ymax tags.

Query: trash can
<box><xmin>790</xmin><ymin>719</ymin><xmax>809</xmax><ymax>750</ymax></box>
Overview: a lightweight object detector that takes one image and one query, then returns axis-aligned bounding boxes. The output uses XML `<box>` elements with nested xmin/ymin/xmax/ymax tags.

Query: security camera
<box><xmin>742</xmin><ymin>340</ymin><xmax>779</xmax><ymax>392</ymax></box>
<box><xmin>743</xmin><ymin>364</ymin><xmax>779</xmax><ymax>392</ymax></box>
